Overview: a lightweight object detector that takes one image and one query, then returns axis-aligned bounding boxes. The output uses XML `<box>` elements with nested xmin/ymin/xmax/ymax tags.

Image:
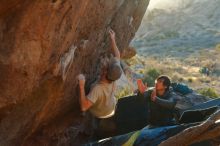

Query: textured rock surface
<box><xmin>0</xmin><ymin>0</ymin><xmax>149</xmax><ymax>145</ymax></box>
<box><xmin>121</xmin><ymin>46</ymin><xmax>137</xmax><ymax>59</ymax></box>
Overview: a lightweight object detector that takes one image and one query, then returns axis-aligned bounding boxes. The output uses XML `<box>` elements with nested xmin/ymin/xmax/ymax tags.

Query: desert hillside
<box><xmin>129</xmin><ymin>0</ymin><xmax>220</xmax><ymax>96</ymax></box>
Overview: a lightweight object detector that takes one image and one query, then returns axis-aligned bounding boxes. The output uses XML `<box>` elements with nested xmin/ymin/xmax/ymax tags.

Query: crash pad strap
<box><xmin>122</xmin><ymin>131</ymin><xmax>141</xmax><ymax>146</ymax></box>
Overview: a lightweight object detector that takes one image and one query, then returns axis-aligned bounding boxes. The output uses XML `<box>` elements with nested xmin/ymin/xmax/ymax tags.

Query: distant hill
<box><xmin>132</xmin><ymin>0</ymin><xmax>220</xmax><ymax>58</ymax></box>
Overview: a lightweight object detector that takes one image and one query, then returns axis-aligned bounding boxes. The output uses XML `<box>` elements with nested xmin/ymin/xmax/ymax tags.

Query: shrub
<box><xmin>115</xmin><ymin>87</ymin><xmax>133</xmax><ymax>99</ymax></box>
<box><xmin>188</xmin><ymin>78</ymin><xmax>193</xmax><ymax>83</ymax></box>
<box><xmin>143</xmin><ymin>68</ymin><xmax>161</xmax><ymax>87</ymax></box>
<box><xmin>178</xmin><ymin>77</ymin><xmax>184</xmax><ymax>82</ymax></box>
<box><xmin>215</xmin><ymin>44</ymin><xmax>220</xmax><ymax>52</ymax></box>
<box><xmin>197</xmin><ymin>88</ymin><xmax>219</xmax><ymax>98</ymax></box>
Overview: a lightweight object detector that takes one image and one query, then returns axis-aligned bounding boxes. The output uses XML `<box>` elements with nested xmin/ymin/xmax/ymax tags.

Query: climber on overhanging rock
<box><xmin>137</xmin><ymin>75</ymin><xmax>178</xmax><ymax>127</ymax></box>
<box><xmin>77</xmin><ymin>29</ymin><xmax>122</xmax><ymax>135</ymax></box>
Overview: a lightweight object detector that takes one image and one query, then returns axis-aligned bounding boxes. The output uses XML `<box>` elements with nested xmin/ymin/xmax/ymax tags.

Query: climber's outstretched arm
<box><xmin>109</xmin><ymin>29</ymin><xmax>120</xmax><ymax>59</ymax></box>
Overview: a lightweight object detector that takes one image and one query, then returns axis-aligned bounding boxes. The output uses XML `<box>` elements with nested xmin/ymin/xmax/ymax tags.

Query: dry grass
<box><xmin>126</xmin><ymin>46</ymin><xmax>220</xmax><ymax>96</ymax></box>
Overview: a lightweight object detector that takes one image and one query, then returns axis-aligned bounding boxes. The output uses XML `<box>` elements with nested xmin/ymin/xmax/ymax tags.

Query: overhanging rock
<box><xmin>0</xmin><ymin>0</ymin><xmax>150</xmax><ymax>145</ymax></box>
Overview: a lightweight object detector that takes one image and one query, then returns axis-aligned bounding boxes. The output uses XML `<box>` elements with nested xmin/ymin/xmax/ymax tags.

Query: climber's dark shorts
<box><xmin>81</xmin><ymin>112</ymin><xmax>100</xmax><ymax>136</ymax></box>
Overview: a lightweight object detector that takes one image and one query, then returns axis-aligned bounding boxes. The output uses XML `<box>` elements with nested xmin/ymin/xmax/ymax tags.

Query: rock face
<box><xmin>121</xmin><ymin>46</ymin><xmax>137</xmax><ymax>59</ymax></box>
<box><xmin>0</xmin><ymin>0</ymin><xmax>150</xmax><ymax>145</ymax></box>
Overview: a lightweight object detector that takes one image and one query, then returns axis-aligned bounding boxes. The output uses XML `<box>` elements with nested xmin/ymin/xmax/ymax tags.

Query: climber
<box><xmin>77</xmin><ymin>29</ymin><xmax>122</xmax><ymax>119</ymax></box>
<box><xmin>137</xmin><ymin>75</ymin><xmax>178</xmax><ymax>127</ymax></box>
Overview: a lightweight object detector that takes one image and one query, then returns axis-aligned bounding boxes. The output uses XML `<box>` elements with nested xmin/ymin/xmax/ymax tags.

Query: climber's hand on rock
<box><xmin>77</xmin><ymin>74</ymin><xmax>85</xmax><ymax>87</ymax></box>
<box><xmin>109</xmin><ymin>29</ymin><xmax>115</xmax><ymax>40</ymax></box>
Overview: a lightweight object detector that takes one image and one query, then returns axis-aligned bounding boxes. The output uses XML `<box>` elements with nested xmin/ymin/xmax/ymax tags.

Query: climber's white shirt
<box><xmin>87</xmin><ymin>82</ymin><xmax>117</xmax><ymax>118</ymax></box>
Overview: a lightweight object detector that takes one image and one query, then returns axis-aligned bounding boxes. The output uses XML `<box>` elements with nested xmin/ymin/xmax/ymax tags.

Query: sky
<box><xmin>148</xmin><ymin>0</ymin><xmax>180</xmax><ymax>10</ymax></box>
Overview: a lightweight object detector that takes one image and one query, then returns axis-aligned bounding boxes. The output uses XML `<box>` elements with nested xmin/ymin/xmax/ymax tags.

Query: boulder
<box><xmin>0</xmin><ymin>0</ymin><xmax>150</xmax><ymax>145</ymax></box>
<box><xmin>121</xmin><ymin>46</ymin><xmax>137</xmax><ymax>59</ymax></box>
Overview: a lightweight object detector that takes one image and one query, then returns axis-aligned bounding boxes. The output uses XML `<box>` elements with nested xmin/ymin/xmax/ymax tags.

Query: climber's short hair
<box><xmin>106</xmin><ymin>57</ymin><xmax>122</xmax><ymax>81</ymax></box>
<box><xmin>99</xmin><ymin>55</ymin><xmax>122</xmax><ymax>81</ymax></box>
